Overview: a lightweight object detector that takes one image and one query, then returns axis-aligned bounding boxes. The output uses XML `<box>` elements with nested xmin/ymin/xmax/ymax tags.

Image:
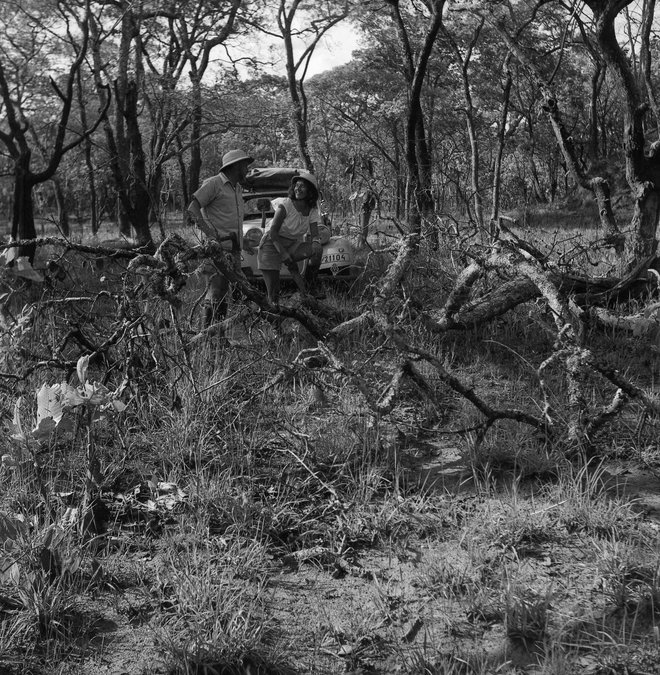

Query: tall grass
<box><xmin>1</xmin><ymin>223</ymin><xmax>659</xmax><ymax>673</ymax></box>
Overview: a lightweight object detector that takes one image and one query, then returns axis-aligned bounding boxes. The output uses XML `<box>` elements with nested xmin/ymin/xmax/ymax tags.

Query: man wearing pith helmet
<box><xmin>187</xmin><ymin>149</ymin><xmax>254</xmax><ymax>329</ymax></box>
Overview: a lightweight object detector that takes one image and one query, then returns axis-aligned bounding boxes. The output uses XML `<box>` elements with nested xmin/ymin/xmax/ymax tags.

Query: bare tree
<box><xmin>441</xmin><ymin>15</ymin><xmax>485</xmax><ymax>231</ymax></box>
<box><xmin>382</xmin><ymin>0</ymin><xmax>445</xmax><ymax>238</ymax></box>
<box><xmin>257</xmin><ymin>0</ymin><xmax>350</xmax><ymax>172</ymax></box>
<box><xmin>89</xmin><ymin>1</ymin><xmax>173</xmax><ymax>246</ymax></box>
<box><xmin>0</xmin><ymin>0</ymin><xmax>105</xmax><ymax>262</ymax></box>
<box><xmin>174</xmin><ymin>0</ymin><xmax>244</xmax><ymax>197</ymax></box>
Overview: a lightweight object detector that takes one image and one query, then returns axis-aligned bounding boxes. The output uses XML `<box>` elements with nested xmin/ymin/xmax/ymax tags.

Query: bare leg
<box><xmin>261</xmin><ymin>269</ymin><xmax>281</xmax><ymax>306</ymax></box>
<box><xmin>285</xmin><ymin>259</ymin><xmax>308</xmax><ymax>295</ymax></box>
<box><xmin>203</xmin><ymin>268</ymin><xmax>230</xmax><ymax>329</ymax></box>
<box><xmin>304</xmin><ymin>248</ymin><xmax>322</xmax><ymax>296</ymax></box>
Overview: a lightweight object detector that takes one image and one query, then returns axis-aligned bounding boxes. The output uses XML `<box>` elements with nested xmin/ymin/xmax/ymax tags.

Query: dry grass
<box><xmin>0</xmin><ymin>220</ymin><xmax>659</xmax><ymax>674</ymax></box>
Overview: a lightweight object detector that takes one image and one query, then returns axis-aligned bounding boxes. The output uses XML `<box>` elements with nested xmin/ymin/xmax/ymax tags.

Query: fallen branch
<box><xmin>402</xmin><ymin>342</ymin><xmax>549</xmax><ymax>434</ymax></box>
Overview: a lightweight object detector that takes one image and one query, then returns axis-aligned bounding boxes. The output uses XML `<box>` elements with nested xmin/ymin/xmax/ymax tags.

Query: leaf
<box><xmin>110</xmin><ymin>399</ymin><xmax>127</xmax><ymax>413</ymax></box>
<box><xmin>32</xmin><ymin>417</ymin><xmax>58</xmax><ymax>441</ymax></box>
<box><xmin>0</xmin><ymin>560</ymin><xmax>20</xmax><ymax>585</ymax></box>
<box><xmin>60</xmin><ymin>382</ymin><xmax>87</xmax><ymax>407</ymax></box>
<box><xmin>0</xmin><ymin>514</ymin><xmax>25</xmax><ymax>542</ymax></box>
<box><xmin>83</xmin><ymin>381</ymin><xmax>111</xmax><ymax>406</ymax></box>
<box><xmin>62</xmin><ymin>554</ymin><xmax>81</xmax><ymax>576</ymax></box>
<box><xmin>42</xmin><ymin>525</ymin><xmax>65</xmax><ymax>550</ymax></box>
<box><xmin>157</xmin><ymin>482</ymin><xmax>178</xmax><ymax>494</ymax></box>
<box><xmin>10</xmin><ymin>397</ymin><xmax>25</xmax><ymax>442</ymax></box>
<box><xmin>89</xmin><ymin>557</ymin><xmax>102</xmax><ymax>582</ymax></box>
<box><xmin>36</xmin><ymin>383</ymin><xmax>64</xmax><ymax>425</ymax></box>
<box><xmin>39</xmin><ymin>547</ymin><xmax>61</xmax><ymax>579</ymax></box>
<box><xmin>61</xmin><ymin>507</ymin><xmax>79</xmax><ymax>528</ymax></box>
<box><xmin>77</xmin><ymin>355</ymin><xmax>90</xmax><ymax>386</ymax></box>
<box><xmin>54</xmin><ymin>411</ymin><xmax>76</xmax><ymax>435</ymax></box>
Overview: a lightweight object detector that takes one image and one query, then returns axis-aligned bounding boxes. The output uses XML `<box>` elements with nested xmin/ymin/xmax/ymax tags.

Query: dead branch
<box><xmin>376</xmin><ymin>362</ymin><xmax>408</xmax><ymax>414</ymax></box>
<box><xmin>585</xmin><ymin>389</ymin><xmax>628</xmax><ymax>441</ymax></box>
<box><xmin>316</xmin><ymin>342</ymin><xmax>395</xmax><ymax>415</ymax></box>
<box><xmin>129</xmin><ymin>235</ymin><xmax>340</xmax><ymax>340</ymax></box>
<box><xmin>0</xmin><ymin>237</ymin><xmax>149</xmax><ymax>258</ymax></box>
<box><xmin>0</xmin><ymin>314</ymin><xmax>144</xmax><ymax>382</ymax></box>
<box><xmin>583</xmin><ymin>351</ymin><xmax>660</xmax><ymax>418</ymax></box>
<box><xmin>401</xmin><ymin>342</ymin><xmax>548</xmax><ymax>433</ymax></box>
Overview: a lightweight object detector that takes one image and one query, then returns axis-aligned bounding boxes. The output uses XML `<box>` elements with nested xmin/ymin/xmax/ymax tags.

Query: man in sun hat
<box><xmin>187</xmin><ymin>149</ymin><xmax>254</xmax><ymax>329</ymax></box>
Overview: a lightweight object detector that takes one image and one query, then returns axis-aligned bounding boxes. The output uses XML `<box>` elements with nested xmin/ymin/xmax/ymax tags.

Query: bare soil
<box><xmin>44</xmin><ymin>444</ymin><xmax>660</xmax><ymax>675</ymax></box>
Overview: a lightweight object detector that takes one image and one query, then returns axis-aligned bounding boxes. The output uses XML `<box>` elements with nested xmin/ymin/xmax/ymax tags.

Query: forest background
<box><xmin>4</xmin><ymin>0</ymin><xmax>645</xmax><ymax>250</ymax></box>
<box><xmin>2</xmin><ymin>1</ymin><xmax>660</xmax><ymax>674</ymax></box>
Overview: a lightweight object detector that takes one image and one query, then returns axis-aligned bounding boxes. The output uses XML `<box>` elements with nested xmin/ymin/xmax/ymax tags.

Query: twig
<box><xmin>275</xmin><ymin>445</ymin><xmax>338</xmax><ymax>499</ymax></box>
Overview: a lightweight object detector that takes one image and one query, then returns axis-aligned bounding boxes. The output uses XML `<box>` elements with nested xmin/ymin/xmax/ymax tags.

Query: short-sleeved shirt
<box><xmin>268</xmin><ymin>197</ymin><xmax>318</xmax><ymax>240</ymax></box>
<box><xmin>193</xmin><ymin>171</ymin><xmax>244</xmax><ymax>248</ymax></box>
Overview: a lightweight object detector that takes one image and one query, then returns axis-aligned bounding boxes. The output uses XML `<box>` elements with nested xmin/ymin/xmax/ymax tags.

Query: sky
<box><xmin>300</xmin><ymin>23</ymin><xmax>361</xmax><ymax>76</ymax></box>
<box><xmin>232</xmin><ymin>21</ymin><xmax>361</xmax><ymax>79</ymax></box>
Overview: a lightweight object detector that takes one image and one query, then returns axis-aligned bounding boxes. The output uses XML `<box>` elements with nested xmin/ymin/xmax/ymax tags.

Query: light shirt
<box><xmin>193</xmin><ymin>171</ymin><xmax>244</xmax><ymax>247</ymax></box>
<box><xmin>268</xmin><ymin>197</ymin><xmax>318</xmax><ymax>240</ymax></box>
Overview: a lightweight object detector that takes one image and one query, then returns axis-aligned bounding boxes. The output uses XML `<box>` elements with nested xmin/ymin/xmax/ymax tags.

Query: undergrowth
<box><xmin>0</xmin><ymin>236</ymin><xmax>659</xmax><ymax>674</ymax></box>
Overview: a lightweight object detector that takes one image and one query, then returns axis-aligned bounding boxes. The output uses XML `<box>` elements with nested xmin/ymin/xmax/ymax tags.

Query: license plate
<box><xmin>322</xmin><ymin>252</ymin><xmax>347</xmax><ymax>264</ymax></box>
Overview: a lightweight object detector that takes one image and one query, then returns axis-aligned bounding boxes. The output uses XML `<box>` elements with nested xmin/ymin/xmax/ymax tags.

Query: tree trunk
<box><xmin>114</xmin><ymin>12</ymin><xmax>133</xmax><ymax>238</ymax></box>
<box><xmin>188</xmin><ymin>75</ymin><xmax>203</xmax><ymax>197</ymax></box>
<box><xmin>51</xmin><ymin>177</ymin><xmax>70</xmax><ymax>237</ymax></box>
<box><xmin>588</xmin><ymin>1</ymin><xmax>656</xmax><ymax>261</ymax></box>
<box><xmin>445</xmin><ymin>19</ymin><xmax>484</xmax><ymax>231</ymax></box>
<box><xmin>176</xmin><ymin>134</ymin><xmax>189</xmax><ymax>224</ymax></box>
<box><xmin>639</xmin><ymin>0</ymin><xmax>660</xmax><ymax>136</ymax></box>
<box><xmin>11</xmin><ymin>153</ymin><xmax>37</xmax><ymax>262</ymax></box>
<box><xmin>529</xmin><ymin>158</ymin><xmax>546</xmax><ymax>203</ymax></box>
<box><xmin>284</xmin><ymin>58</ymin><xmax>314</xmax><ymax>172</ymax></box>
<box><xmin>490</xmin><ymin>62</ymin><xmax>512</xmax><ymax>237</ymax></box>
<box><xmin>149</xmin><ymin>165</ymin><xmax>163</xmax><ymax>224</ymax></box>
<box><xmin>384</xmin><ymin>0</ymin><xmax>443</xmax><ymax>235</ymax></box>
<box><xmin>85</xmin><ymin>145</ymin><xmax>99</xmax><ymax>236</ymax></box>
<box><xmin>625</xmin><ymin>186</ymin><xmax>660</xmax><ymax>263</ymax></box>
<box><xmin>358</xmin><ymin>190</ymin><xmax>376</xmax><ymax>247</ymax></box>
<box><xmin>589</xmin><ymin>61</ymin><xmax>606</xmax><ymax>159</ymax></box>
<box><xmin>123</xmin><ymin>80</ymin><xmax>152</xmax><ymax>248</ymax></box>
<box><xmin>77</xmin><ymin>68</ymin><xmax>98</xmax><ymax>236</ymax></box>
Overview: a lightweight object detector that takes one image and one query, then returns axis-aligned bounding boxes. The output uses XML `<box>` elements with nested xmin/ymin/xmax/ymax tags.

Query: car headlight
<box><xmin>244</xmin><ymin>227</ymin><xmax>262</xmax><ymax>248</ymax></box>
<box><xmin>317</xmin><ymin>225</ymin><xmax>331</xmax><ymax>245</ymax></box>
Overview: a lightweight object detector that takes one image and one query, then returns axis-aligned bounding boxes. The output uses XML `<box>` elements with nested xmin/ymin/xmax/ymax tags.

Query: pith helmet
<box><xmin>220</xmin><ymin>149</ymin><xmax>254</xmax><ymax>171</ymax></box>
<box><xmin>292</xmin><ymin>170</ymin><xmax>318</xmax><ymax>190</ymax></box>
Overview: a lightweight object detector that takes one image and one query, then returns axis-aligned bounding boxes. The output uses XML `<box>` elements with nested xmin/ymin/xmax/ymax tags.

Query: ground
<box><xmin>2</xmin><ymin>228</ymin><xmax>660</xmax><ymax>675</ymax></box>
<box><xmin>14</xmin><ymin>440</ymin><xmax>657</xmax><ymax>675</ymax></box>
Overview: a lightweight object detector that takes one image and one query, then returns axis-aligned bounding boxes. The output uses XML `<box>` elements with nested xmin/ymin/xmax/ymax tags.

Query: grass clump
<box><xmin>153</xmin><ymin>541</ymin><xmax>278</xmax><ymax>674</ymax></box>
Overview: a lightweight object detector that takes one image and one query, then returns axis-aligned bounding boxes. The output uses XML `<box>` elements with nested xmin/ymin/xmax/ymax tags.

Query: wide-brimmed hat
<box><xmin>220</xmin><ymin>149</ymin><xmax>254</xmax><ymax>171</ymax></box>
<box><xmin>291</xmin><ymin>170</ymin><xmax>318</xmax><ymax>191</ymax></box>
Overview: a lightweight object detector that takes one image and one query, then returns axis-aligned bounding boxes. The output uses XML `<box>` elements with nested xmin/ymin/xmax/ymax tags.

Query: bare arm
<box><xmin>309</xmin><ymin>216</ymin><xmax>322</xmax><ymax>255</ymax></box>
<box><xmin>187</xmin><ymin>197</ymin><xmax>218</xmax><ymax>240</ymax></box>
